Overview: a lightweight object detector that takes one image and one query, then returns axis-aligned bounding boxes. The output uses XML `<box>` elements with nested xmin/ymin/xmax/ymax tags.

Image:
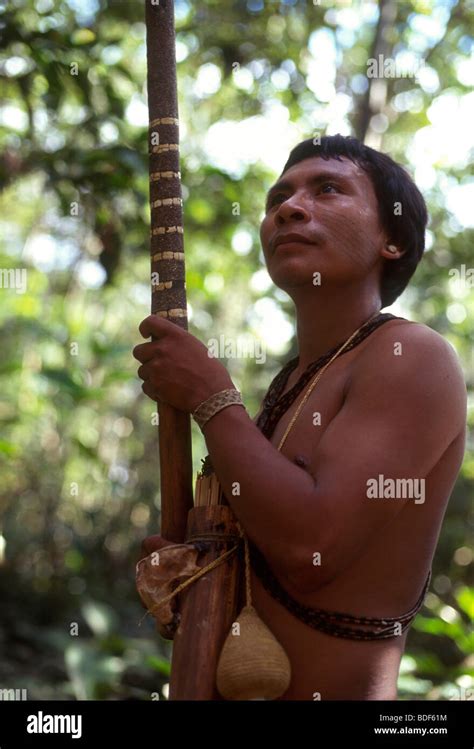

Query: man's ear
<box><xmin>381</xmin><ymin>242</ymin><xmax>406</xmax><ymax>261</ymax></box>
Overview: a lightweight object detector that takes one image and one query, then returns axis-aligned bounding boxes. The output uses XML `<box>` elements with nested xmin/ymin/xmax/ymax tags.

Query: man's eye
<box><xmin>320</xmin><ymin>183</ymin><xmax>339</xmax><ymax>194</ymax></box>
<box><xmin>268</xmin><ymin>193</ymin><xmax>287</xmax><ymax>208</ymax></box>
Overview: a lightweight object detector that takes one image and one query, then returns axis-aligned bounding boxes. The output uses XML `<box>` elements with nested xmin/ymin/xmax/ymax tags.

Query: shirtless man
<box><xmin>133</xmin><ymin>135</ymin><xmax>466</xmax><ymax>700</ymax></box>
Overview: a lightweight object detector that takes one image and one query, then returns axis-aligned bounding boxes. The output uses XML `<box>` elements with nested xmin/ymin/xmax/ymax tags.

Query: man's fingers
<box><xmin>133</xmin><ymin>341</ymin><xmax>159</xmax><ymax>363</ymax></box>
<box><xmin>134</xmin><ymin>313</ymin><xmax>179</xmax><ymax>361</ymax></box>
<box><xmin>139</xmin><ymin>314</ymin><xmax>176</xmax><ymax>340</ymax></box>
<box><xmin>141</xmin><ymin>381</ymin><xmax>161</xmax><ymax>402</ymax></box>
<box><xmin>137</xmin><ymin>361</ymin><xmax>153</xmax><ymax>381</ymax></box>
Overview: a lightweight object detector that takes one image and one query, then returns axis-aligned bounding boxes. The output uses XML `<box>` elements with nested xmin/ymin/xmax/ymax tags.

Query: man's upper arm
<box><xmin>289</xmin><ymin>324</ymin><xmax>466</xmax><ymax>592</ymax></box>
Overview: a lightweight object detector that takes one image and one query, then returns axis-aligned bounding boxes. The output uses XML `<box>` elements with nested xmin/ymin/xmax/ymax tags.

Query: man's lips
<box><xmin>272</xmin><ymin>233</ymin><xmax>316</xmax><ymax>251</ymax></box>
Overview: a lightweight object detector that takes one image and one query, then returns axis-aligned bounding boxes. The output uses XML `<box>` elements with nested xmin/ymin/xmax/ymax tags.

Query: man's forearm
<box><xmin>201</xmin><ymin>403</ymin><xmax>317</xmax><ymax>575</ymax></box>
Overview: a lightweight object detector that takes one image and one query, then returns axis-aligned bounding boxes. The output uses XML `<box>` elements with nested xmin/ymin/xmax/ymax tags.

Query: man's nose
<box><xmin>275</xmin><ymin>194</ymin><xmax>311</xmax><ymax>224</ymax></box>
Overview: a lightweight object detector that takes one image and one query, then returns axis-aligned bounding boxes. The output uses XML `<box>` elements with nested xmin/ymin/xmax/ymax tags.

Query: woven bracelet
<box><xmin>192</xmin><ymin>388</ymin><xmax>246</xmax><ymax>431</ymax></box>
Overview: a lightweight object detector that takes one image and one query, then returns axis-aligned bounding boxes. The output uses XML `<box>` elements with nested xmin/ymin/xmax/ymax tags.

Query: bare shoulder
<box><xmin>350</xmin><ymin>319</ymin><xmax>467</xmax><ymax>434</ymax></box>
<box><xmin>355</xmin><ymin>318</ymin><xmax>465</xmax><ymax>380</ymax></box>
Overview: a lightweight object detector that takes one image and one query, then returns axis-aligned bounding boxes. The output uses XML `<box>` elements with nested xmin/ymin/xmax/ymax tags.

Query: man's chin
<box><xmin>269</xmin><ymin>275</ymin><xmax>322</xmax><ymax>294</ymax></box>
<box><xmin>268</xmin><ymin>264</ymin><xmax>325</xmax><ymax>291</ymax></box>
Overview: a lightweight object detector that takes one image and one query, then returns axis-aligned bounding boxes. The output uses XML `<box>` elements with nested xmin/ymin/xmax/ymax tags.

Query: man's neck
<box><xmin>289</xmin><ymin>286</ymin><xmax>383</xmax><ymax>373</ymax></box>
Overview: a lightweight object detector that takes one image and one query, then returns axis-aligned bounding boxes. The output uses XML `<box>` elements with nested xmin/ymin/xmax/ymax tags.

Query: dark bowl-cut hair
<box><xmin>280</xmin><ymin>135</ymin><xmax>428</xmax><ymax>307</ymax></box>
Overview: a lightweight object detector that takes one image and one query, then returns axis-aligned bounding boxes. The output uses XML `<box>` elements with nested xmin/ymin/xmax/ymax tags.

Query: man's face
<box><xmin>259</xmin><ymin>156</ymin><xmax>387</xmax><ymax>293</ymax></box>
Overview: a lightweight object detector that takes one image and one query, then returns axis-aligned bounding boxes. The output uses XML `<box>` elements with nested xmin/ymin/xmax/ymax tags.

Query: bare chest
<box><xmin>259</xmin><ymin>357</ymin><xmax>352</xmax><ymax>476</ymax></box>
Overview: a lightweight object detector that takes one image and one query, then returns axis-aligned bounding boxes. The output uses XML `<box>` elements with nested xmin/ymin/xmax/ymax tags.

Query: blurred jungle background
<box><xmin>0</xmin><ymin>0</ymin><xmax>472</xmax><ymax>701</ymax></box>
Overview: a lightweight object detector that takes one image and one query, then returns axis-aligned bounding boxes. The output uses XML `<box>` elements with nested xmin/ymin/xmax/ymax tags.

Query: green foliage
<box><xmin>0</xmin><ymin>0</ymin><xmax>472</xmax><ymax>700</ymax></box>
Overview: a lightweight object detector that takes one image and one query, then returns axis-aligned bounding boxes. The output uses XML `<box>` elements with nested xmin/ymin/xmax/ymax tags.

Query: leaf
<box><xmin>71</xmin><ymin>29</ymin><xmax>96</xmax><ymax>45</ymax></box>
<box><xmin>39</xmin><ymin>369</ymin><xmax>87</xmax><ymax>398</ymax></box>
<box><xmin>81</xmin><ymin>601</ymin><xmax>117</xmax><ymax>637</ymax></box>
<box><xmin>0</xmin><ymin>440</ymin><xmax>18</xmax><ymax>456</ymax></box>
<box><xmin>456</xmin><ymin>586</ymin><xmax>474</xmax><ymax>619</ymax></box>
<box><xmin>413</xmin><ymin>615</ymin><xmax>466</xmax><ymax>639</ymax></box>
<box><xmin>146</xmin><ymin>655</ymin><xmax>171</xmax><ymax>677</ymax></box>
<box><xmin>397</xmin><ymin>674</ymin><xmax>433</xmax><ymax>696</ymax></box>
<box><xmin>65</xmin><ymin>643</ymin><xmax>124</xmax><ymax>700</ymax></box>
